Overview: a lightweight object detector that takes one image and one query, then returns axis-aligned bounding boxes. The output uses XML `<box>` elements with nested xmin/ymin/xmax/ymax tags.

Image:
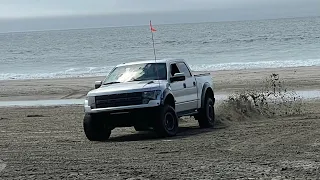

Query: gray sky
<box><xmin>0</xmin><ymin>0</ymin><xmax>319</xmax><ymax>32</ymax></box>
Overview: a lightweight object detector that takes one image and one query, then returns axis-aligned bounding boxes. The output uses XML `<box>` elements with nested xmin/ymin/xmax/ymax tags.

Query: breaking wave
<box><xmin>0</xmin><ymin>66</ymin><xmax>114</xmax><ymax>80</ymax></box>
<box><xmin>1</xmin><ymin>58</ymin><xmax>320</xmax><ymax>80</ymax></box>
<box><xmin>190</xmin><ymin>58</ymin><xmax>320</xmax><ymax>71</ymax></box>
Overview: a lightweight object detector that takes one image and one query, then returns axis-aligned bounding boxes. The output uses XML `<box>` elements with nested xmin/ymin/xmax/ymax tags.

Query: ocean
<box><xmin>0</xmin><ymin>16</ymin><xmax>319</xmax><ymax>80</ymax></box>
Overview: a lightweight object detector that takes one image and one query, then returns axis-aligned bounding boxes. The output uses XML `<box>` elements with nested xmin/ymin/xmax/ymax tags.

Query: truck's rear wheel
<box><xmin>83</xmin><ymin>114</ymin><xmax>111</xmax><ymax>141</ymax></box>
<box><xmin>197</xmin><ymin>97</ymin><xmax>215</xmax><ymax>128</ymax></box>
<box><xmin>154</xmin><ymin>105</ymin><xmax>179</xmax><ymax>137</ymax></box>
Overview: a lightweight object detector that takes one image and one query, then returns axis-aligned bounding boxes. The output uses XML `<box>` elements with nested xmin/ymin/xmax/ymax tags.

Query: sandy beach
<box><xmin>1</xmin><ymin>66</ymin><xmax>320</xmax><ymax>179</ymax></box>
<box><xmin>1</xmin><ymin>66</ymin><xmax>320</xmax><ymax>101</ymax></box>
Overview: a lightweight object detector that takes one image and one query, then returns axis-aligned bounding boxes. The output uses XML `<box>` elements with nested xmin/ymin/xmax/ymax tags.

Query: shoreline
<box><xmin>2</xmin><ymin>65</ymin><xmax>320</xmax><ymax>82</ymax></box>
<box><xmin>1</xmin><ymin>66</ymin><xmax>320</xmax><ymax>101</ymax></box>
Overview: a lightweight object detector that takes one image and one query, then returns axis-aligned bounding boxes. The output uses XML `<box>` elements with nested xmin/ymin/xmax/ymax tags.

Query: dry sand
<box><xmin>0</xmin><ymin>66</ymin><xmax>320</xmax><ymax>179</ymax></box>
<box><xmin>0</xmin><ymin>103</ymin><xmax>320</xmax><ymax>179</ymax></box>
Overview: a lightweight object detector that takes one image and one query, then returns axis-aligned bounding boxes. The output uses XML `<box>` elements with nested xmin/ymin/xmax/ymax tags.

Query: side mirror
<box><xmin>94</xmin><ymin>81</ymin><xmax>102</xmax><ymax>89</ymax></box>
<box><xmin>170</xmin><ymin>73</ymin><xmax>186</xmax><ymax>82</ymax></box>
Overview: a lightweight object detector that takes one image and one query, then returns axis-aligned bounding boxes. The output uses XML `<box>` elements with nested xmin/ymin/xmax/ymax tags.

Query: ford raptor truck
<box><xmin>83</xmin><ymin>59</ymin><xmax>215</xmax><ymax>141</ymax></box>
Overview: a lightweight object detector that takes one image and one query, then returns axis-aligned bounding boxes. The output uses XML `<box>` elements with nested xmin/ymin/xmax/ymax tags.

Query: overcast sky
<box><xmin>0</xmin><ymin>0</ymin><xmax>319</xmax><ymax>32</ymax></box>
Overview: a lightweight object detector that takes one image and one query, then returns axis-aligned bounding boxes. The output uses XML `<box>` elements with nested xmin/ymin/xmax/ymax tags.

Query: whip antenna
<box><xmin>150</xmin><ymin>20</ymin><xmax>157</xmax><ymax>61</ymax></box>
<box><xmin>149</xmin><ymin>20</ymin><xmax>161</xmax><ymax>89</ymax></box>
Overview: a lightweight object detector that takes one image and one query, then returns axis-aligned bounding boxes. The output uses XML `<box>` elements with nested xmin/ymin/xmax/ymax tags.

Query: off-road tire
<box><xmin>154</xmin><ymin>105</ymin><xmax>179</xmax><ymax>137</ymax></box>
<box><xmin>83</xmin><ymin>114</ymin><xmax>111</xmax><ymax>141</ymax></box>
<box><xmin>197</xmin><ymin>97</ymin><xmax>215</xmax><ymax>128</ymax></box>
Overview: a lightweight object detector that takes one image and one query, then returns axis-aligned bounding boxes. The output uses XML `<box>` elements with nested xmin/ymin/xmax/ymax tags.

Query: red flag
<box><xmin>150</xmin><ymin>20</ymin><xmax>157</xmax><ymax>32</ymax></box>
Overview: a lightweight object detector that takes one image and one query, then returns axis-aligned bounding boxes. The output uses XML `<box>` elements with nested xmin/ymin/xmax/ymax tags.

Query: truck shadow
<box><xmin>108</xmin><ymin>124</ymin><xmax>226</xmax><ymax>142</ymax></box>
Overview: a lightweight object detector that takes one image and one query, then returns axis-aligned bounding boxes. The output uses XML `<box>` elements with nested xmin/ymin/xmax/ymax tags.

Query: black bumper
<box><xmin>88</xmin><ymin>107</ymin><xmax>160</xmax><ymax>127</ymax></box>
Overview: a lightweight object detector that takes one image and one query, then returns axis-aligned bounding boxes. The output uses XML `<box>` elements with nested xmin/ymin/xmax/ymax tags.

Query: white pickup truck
<box><xmin>83</xmin><ymin>58</ymin><xmax>215</xmax><ymax>141</ymax></box>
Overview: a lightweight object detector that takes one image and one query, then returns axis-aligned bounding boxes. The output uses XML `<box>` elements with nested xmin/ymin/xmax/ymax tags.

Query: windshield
<box><xmin>103</xmin><ymin>63</ymin><xmax>167</xmax><ymax>84</ymax></box>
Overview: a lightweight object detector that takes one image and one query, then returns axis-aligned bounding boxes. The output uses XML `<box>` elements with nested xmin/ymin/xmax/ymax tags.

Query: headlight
<box><xmin>142</xmin><ymin>90</ymin><xmax>161</xmax><ymax>100</ymax></box>
<box><xmin>86</xmin><ymin>96</ymin><xmax>95</xmax><ymax>108</ymax></box>
<box><xmin>84</xmin><ymin>96</ymin><xmax>89</xmax><ymax>106</ymax></box>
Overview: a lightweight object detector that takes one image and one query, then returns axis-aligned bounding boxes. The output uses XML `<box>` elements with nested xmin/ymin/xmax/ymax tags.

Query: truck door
<box><xmin>176</xmin><ymin>62</ymin><xmax>198</xmax><ymax>110</ymax></box>
<box><xmin>169</xmin><ymin>63</ymin><xmax>186</xmax><ymax>113</ymax></box>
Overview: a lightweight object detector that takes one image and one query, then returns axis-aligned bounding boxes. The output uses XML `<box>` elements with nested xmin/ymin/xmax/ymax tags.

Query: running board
<box><xmin>177</xmin><ymin>109</ymin><xmax>198</xmax><ymax>117</ymax></box>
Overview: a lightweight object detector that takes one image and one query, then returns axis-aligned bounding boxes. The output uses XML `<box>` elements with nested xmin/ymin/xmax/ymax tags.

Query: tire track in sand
<box><xmin>0</xmin><ymin>159</ymin><xmax>6</xmax><ymax>173</ymax></box>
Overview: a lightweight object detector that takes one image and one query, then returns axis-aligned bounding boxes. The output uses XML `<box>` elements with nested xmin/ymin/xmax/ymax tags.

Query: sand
<box><xmin>0</xmin><ymin>102</ymin><xmax>320</xmax><ymax>179</ymax></box>
<box><xmin>0</xmin><ymin>66</ymin><xmax>320</xmax><ymax>179</ymax></box>
<box><xmin>1</xmin><ymin>66</ymin><xmax>320</xmax><ymax>101</ymax></box>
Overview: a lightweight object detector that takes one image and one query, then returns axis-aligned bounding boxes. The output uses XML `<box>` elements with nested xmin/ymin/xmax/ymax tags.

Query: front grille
<box><xmin>95</xmin><ymin>92</ymin><xmax>143</xmax><ymax>108</ymax></box>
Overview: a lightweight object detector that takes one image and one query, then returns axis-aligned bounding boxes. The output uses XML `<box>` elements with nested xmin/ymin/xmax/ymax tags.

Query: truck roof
<box><xmin>117</xmin><ymin>58</ymin><xmax>184</xmax><ymax>67</ymax></box>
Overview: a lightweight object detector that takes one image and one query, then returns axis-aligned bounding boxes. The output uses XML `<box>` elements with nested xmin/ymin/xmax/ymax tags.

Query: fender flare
<box><xmin>160</xmin><ymin>88</ymin><xmax>175</xmax><ymax>107</ymax></box>
<box><xmin>200</xmin><ymin>83</ymin><xmax>215</xmax><ymax>108</ymax></box>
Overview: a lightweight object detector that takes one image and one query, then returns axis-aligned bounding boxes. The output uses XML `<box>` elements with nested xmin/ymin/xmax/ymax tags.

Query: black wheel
<box><xmin>83</xmin><ymin>114</ymin><xmax>111</xmax><ymax>141</ymax></box>
<box><xmin>154</xmin><ymin>105</ymin><xmax>179</xmax><ymax>137</ymax></box>
<box><xmin>197</xmin><ymin>97</ymin><xmax>215</xmax><ymax>128</ymax></box>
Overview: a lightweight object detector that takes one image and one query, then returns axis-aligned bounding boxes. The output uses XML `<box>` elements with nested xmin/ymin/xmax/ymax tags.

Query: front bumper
<box><xmin>84</xmin><ymin>99</ymin><xmax>161</xmax><ymax>114</ymax></box>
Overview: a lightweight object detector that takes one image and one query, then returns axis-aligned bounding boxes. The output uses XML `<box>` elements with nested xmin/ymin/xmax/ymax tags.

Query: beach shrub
<box><xmin>217</xmin><ymin>73</ymin><xmax>304</xmax><ymax>121</ymax></box>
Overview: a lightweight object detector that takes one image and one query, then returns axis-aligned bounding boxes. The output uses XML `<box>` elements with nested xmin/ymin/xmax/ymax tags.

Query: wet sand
<box><xmin>1</xmin><ymin>66</ymin><xmax>320</xmax><ymax>101</ymax></box>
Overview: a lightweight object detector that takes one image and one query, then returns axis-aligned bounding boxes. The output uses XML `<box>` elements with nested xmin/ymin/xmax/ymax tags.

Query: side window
<box><xmin>177</xmin><ymin>62</ymin><xmax>192</xmax><ymax>77</ymax></box>
<box><xmin>170</xmin><ymin>64</ymin><xmax>180</xmax><ymax>77</ymax></box>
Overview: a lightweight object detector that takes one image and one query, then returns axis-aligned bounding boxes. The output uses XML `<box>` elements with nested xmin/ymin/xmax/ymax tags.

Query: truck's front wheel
<box><xmin>154</xmin><ymin>105</ymin><xmax>179</xmax><ymax>137</ymax></box>
<box><xmin>83</xmin><ymin>114</ymin><xmax>111</xmax><ymax>141</ymax></box>
<box><xmin>197</xmin><ymin>97</ymin><xmax>215</xmax><ymax>128</ymax></box>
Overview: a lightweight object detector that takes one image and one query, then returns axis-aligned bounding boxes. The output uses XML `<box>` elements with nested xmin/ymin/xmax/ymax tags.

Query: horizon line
<box><xmin>0</xmin><ymin>15</ymin><xmax>318</xmax><ymax>34</ymax></box>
